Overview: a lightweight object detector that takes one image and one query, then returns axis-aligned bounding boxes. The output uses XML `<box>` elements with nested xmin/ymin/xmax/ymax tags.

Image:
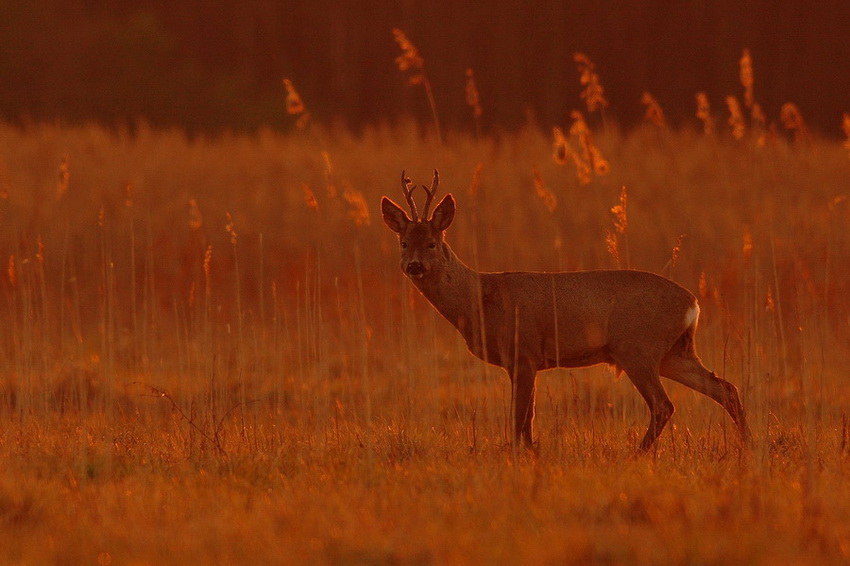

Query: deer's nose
<box><xmin>406</xmin><ymin>261</ymin><xmax>424</xmax><ymax>277</ymax></box>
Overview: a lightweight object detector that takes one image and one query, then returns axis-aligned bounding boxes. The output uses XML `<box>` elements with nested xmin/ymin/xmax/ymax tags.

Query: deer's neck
<box><xmin>413</xmin><ymin>245</ymin><xmax>482</xmax><ymax>331</ymax></box>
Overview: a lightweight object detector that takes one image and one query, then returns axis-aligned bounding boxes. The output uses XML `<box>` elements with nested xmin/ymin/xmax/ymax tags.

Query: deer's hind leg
<box><xmin>622</xmin><ymin>363</ymin><xmax>675</xmax><ymax>452</ymax></box>
<box><xmin>660</xmin><ymin>350</ymin><xmax>752</xmax><ymax>445</ymax></box>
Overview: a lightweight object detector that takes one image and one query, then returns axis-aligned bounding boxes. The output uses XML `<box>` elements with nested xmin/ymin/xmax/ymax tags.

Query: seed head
<box><xmin>696</xmin><ymin>92</ymin><xmax>714</xmax><ymax>135</ymax></box>
<box><xmin>574</xmin><ymin>53</ymin><xmax>608</xmax><ymax>113</ymax></box>
<box><xmin>225</xmin><ymin>212</ymin><xmax>237</xmax><ymax>245</ymax></box>
<box><xmin>532</xmin><ymin>167</ymin><xmax>557</xmax><ymax>213</ymax></box>
<box><xmin>188</xmin><ymin>199</ymin><xmax>203</xmax><ymax>230</ymax></box>
<box><xmin>392</xmin><ymin>29</ymin><xmax>424</xmax><ymax>80</ymax></box>
<box><xmin>465</xmin><ymin>68</ymin><xmax>483</xmax><ymax>118</ymax></box>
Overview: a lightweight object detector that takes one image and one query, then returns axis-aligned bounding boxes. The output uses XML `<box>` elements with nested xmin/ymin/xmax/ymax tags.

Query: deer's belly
<box><xmin>543</xmin><ymin>349</ymin><xmax>612</xmax><ymax>370</ymax></box>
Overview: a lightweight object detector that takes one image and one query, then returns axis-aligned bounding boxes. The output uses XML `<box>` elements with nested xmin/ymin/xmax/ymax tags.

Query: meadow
<box><xmin>0</xmin><ymin>113</ymin><xmax>849</xmax><ymax>564</ymax></box>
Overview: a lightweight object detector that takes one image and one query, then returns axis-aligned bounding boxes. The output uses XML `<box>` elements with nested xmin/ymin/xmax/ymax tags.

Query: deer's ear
<box><xmin>381</xmin><ymin>197</ymin><xmax>410</xmax><ymax>233</ymax></box>
<box><xmin>430</xmin><ymin>194</ymin><xmax>455</xmax><ymax>232</ymax></box>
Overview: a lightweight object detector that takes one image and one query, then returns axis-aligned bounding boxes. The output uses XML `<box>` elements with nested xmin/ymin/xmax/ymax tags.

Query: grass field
<box><xmin>0</xmin><ymin>117</ymin><xmax>849</xmax><ymax>564</ymax></box>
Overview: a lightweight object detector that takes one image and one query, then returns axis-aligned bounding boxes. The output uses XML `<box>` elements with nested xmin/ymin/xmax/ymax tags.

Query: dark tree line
<box><xmin>1</xmin><ymin>0</ymin><xmax>848</xmax><ymax>134</ymax></box>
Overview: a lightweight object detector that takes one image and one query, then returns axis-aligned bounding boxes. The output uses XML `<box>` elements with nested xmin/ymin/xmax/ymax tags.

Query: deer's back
<box><xmin>480</xmin><ymin>269</ymin><xmax>695</xmax><ymax>311</ymax></box>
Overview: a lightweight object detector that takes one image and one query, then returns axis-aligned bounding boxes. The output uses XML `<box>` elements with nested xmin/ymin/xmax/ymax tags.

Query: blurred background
<box><xmin>1</xmin><ymin>0</ymin><xmax>848</xmax><ymax>134</ymax></box>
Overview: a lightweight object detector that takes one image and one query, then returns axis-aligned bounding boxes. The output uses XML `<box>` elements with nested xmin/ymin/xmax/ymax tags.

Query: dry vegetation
<box><xmin>1</xmin><ymin>56</ymin><xmax>850</xmax><ymax>562</ymax></box>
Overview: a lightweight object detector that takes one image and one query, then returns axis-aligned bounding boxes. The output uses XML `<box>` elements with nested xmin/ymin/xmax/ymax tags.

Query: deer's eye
<box><xmin>401</xmin><ymin>241</ymin><xmax>408</xmax><ymax>249</ymax></box>
<box><xmin>428</xmin><ymin>242</ymin><xmax>437</xmax><ymax>249</ymax></box>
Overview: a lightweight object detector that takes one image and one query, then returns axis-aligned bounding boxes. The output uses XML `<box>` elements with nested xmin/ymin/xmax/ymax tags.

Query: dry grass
<box><xmin>0</xmin><ymin>119</ymin><xmax>849</xmax><ymax>564</ymax></box>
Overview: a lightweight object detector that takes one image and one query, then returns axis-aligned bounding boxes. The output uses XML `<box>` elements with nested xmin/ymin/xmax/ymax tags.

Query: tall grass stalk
<box><xmin>98</xmin><ymin>207</ymin><xmax>115</xmax><ymax>418</ymax></box>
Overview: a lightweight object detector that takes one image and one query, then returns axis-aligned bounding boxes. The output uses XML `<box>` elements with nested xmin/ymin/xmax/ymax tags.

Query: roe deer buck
<box><xmin>381</xmin><ymin>170</ymin><xmax>752</xmax><ymax>451</ymax></box>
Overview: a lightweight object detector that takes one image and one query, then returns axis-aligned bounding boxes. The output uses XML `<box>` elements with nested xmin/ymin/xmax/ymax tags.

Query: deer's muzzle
<box><xmin>405</xmin><ymin>261</ymin><xmax>425</xmax><ymax>278</ymax></box>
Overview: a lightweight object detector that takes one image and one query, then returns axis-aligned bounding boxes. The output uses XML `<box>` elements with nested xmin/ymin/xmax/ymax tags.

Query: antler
<box><xmin>420</xmin><ymin>169</ymin><xmax>439</xmax><ymax>220</ymax></box>
<box><xmin>400</xmin><ymin>169</ymin><xmax>440</xmax><ymax>222</ymax></box>
<box><xmin>400</xmin><ymin>170</ymin><xmax>419</xmax><ymax>221</ymax></box>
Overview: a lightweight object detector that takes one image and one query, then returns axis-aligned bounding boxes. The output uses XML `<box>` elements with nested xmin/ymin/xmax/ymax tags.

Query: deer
<box><xmin>380</xmin><ymin>169</ymin><xmax>752</xmax><ymax>452</ymax></box>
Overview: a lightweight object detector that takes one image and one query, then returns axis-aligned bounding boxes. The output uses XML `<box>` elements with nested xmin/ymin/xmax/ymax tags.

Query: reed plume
<box><xmin>605</xmin><ymin>231</ymin><xmax>620</xmax><ymax>268</ymax></box>
<box><xmin>750</xmin><ymin>103</ymin><xmax>768</xmax><ymax>147</ymax></box>
<box><xmin>698</xmin><ymin>272</ymin><xmax>708</xmax><ymax>299</ymax></box>
<box><xmin>465</xmin><ymin>68</ymin><xmax>483</xmax><ymax>140</ymax></box>
<box><xmin>468</xmin><ymin>163</ymin><xmax>483</xmax><ymax>199</ymax></box>
<box><xmin>765</xmin><ymin>287</ymin><xmax>775</xmax><ymax>312</ymax></box>
<box><xmin>573</xmin><ymin>53</ymin><xmax>608</xmax><ymax>116</ymax></box>
<box><xmin>531</xmin><ymin>166</ymin><xmax>557</xmax><ymax>213</ymax></box>
<box><xmin>35</xmin><ymin>235</ymin><xmax>44</xmax><ymax>268</ymax></box>
<box><xmin>283</xmin><ymin>78</ymin><xmax>310</xmax><ymax>130</ymax></box>
<box><xmin>225</xmin><ymin>212</ymin><xmax>238</xmax><ymax>245</ymax></box>
<box><xmin>739</xmin><ymin>49</ymin><xmax>755</xmax><ymax>109</ymax></box>
<box><xmin>742</xmin><ymin>228</ymin><xmax>753</xmax><ymax>262</ymax></box>
<box><xmin>737</xmin><ymin>49</ymin><xmax>768</xmax><ymax>145</ymax></box>
<box><xmin>780</xmin><ymin>102</ymin><xmax>809</xmax><ymax>144</ymax></box>
<box><xmin>188</xmin><ymin>199</ymin><xmax>203</xmax><ymax>231</ymax></box>
<box><xmin>203</xmin><ymin>244</ymin><xmax>212</xmax><ymax>300</ymax></box>
<box><xmin>552</xmin><ymin>112</ymin><xmax>609</xmax><ymax>185</ymax></box>
<box><xmin>302</xmin><ymin>184</ymin><xmax>319</xmax><ymax>211</ymax></box>
<box><xmin>610</xmin><ymin>185</ymin><xmax>628</xmax><ymax>236</ymax></box>
<box><xmin>558</xmin><ymin>122</ymin><xmax>590</xmax><ymax>185</ymax></box>
<box><xmin>552</xmin><ymin>126</ymin><xmax>570</xmax><ymax>165</ymax></box>
<box><xmin>669</xmin><ymin>234</ymin><xmax>685</xmax><ymax>277</ymax></box>
<box><xmin>322</xmin><ymin>151</ymin><xmax>337</xmax><ymax>198</ymax></box>
<box><xmin>7</xmin><ymin>254</ymin><xmax>15</xmax><ymax>287</ymax></box>
<box><xmin>392</xmin><ymin>28</ymin><xmax>442</xmax><ymax>145</ymax></box>
<box><xmin>726</xmin><ymin>96</ymin><xmax>746</xmax><ymax>140</ymax></box>
<box><xmin>641</xmin><ymin>92</ymin><xmax>667</xmax><ymax>129</ymax></box>
<box><xmin>57</xmin><ymin>154</ymin><xmax>70</xmax><ymax>199</ymax></box>
<box><xmin>843</xmin><ymin>112</ymin><xmax>850</xmax><ymax>157</ymax></box>
<box><xmin>606</xmin><ymin>185</ymin><xmax>629</xmax><ymax>268</ymax></box>
<box><xmin>343</xmin><ymin>187</ymin><xmax>370</xmax><ymax>226</ymax></box>
<box><xmin>695</xmin><ymin>92</ymin><xmax>714</xmax><ymax>135</ymax></box>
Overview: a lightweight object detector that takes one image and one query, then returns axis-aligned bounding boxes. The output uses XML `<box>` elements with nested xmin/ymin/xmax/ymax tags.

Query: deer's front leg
<box><xmin>510</xmin><ymin>362</ymin><xmax>538</xmax><ymax>448</ymax></box>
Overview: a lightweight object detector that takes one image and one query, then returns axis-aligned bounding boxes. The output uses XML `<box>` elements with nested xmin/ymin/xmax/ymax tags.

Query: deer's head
<box><xmin>381</xmin><ymin>169</ymin><xmax>455</xmax><ymax>281</ymax></box>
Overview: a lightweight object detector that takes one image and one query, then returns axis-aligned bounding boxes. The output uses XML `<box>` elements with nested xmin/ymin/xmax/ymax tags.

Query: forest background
<box><xmin>2</xmin><ymin>0</ymin><xmax>849</xmax><ymax>135</ymax></box>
